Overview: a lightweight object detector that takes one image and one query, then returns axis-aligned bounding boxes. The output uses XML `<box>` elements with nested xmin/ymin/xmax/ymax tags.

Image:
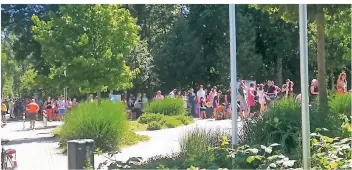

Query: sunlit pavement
<box><xmin>1</xmin><ymin>118</ymin><xmax>241</xmax><ymax>170</ymax></box>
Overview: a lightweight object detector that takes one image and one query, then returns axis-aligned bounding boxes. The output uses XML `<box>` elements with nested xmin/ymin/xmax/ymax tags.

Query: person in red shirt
<box><xmin>26</xmin><ymin>99</ymin><xmax>39</xmax><ymax>130</ymax></box>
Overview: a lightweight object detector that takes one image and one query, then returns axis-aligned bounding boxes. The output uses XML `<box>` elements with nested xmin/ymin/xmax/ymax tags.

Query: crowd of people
<box><xmin>152</xmin><ymin>71</ymin><xmax>349</xmax><ymax>121</ymax></box>
<box><xmin>1</xmin><ymin>72</ymin><xmax>348</xmax><ymax>126</ymax></box>
<box><xmin>1</xmin><ymin>96</ymin><xmax>79</xmax><ymax>129</ymax></box>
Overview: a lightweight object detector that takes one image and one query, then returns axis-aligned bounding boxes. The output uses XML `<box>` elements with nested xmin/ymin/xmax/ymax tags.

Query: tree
<box><xmin>126</xmin><ymin>39</ymin><xmax>160</xmax><ymax>97</ymax></box>
<box><xmin>251</xmin><ymin>4</ymin><xmax>351</xmax><ymax>110</ymax></box>
<box><xmin>1</xmin><ymin>5</ymin><xmax>60</xmax><ymax>75</ymax></box>
<box><xmin>32</xmin><ymin>5</ymin><xmax>140</xmax><ymax>101</ymax></box>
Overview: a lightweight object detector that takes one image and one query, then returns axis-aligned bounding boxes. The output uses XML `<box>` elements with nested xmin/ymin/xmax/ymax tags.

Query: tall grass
<box><xmin>328</xmin><ymin>92</ymin><xmax>351</xmax><ymax>117</ymax></box>
<box><xmin>145</xmin><ymin>98</ymin><xmax>186</xmax><ymax>116</ymax></box>
<box><xmin>59</xmin><ymin>100</ymin><xmax>128</xmax><ymax>152</ymax></box>
<box><xmin>179</xmin><ymin>127</ymin><xmax>231</xmax><ymax>159</ymax></box>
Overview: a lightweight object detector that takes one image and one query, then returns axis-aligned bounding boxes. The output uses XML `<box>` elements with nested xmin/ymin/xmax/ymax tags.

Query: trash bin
<box><xmin>67</xmin><ymin>139</ymin><xmax>95</xmax><ymax>170</ymax></box>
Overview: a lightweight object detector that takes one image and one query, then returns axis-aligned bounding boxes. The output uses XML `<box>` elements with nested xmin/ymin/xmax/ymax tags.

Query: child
<box><xmin>199</xmin><ymin>97</ymin><xmax>207</xmax><ymax>119</ymax></box>
<box><xmin>215</xmin><ymin>103</ymin><xmax>225</xmax><ymax>120</ymax></box>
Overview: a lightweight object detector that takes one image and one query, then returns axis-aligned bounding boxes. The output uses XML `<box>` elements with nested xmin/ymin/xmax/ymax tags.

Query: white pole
<box><xmin>229</xmin><ymin>4</ymin><xmax>238</xmax><ymax>146</ymax></box>
<box><xmin>64</xmin><ymin>70</ymin><xmax>67</xmax><ymax>104</ymax></box>
<box><xmin>299</xmin><ymin>4</ymin><xmax>311</xmax><ymax>169</ymax></box>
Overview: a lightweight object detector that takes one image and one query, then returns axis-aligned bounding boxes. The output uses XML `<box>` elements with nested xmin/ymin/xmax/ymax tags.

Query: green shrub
<box><xmin>311</xmin><ymin>130</ymin><xmax>352</xmax><ymax>169</ymax></box>
<box><xmin>147</xmin><ymin>121</ymin><xmax>162</xmax><ymax>130</ymax></box>
<box><xmin>128</xmin><ymin>121</ymin><xmax>148</xmax><ymax>131</ymax></box>
<box><xmin>179</xmin><ymin>127</ymin><xmax>230</xmax><ymax>159</ymax></box>
<box><xmin>138</xmin><ymin>113</ymin><xmax>166</xmax><ymax>124</ymax></box>
<box><xmin>174</xmin><ymin>115</ymin><xmax>194</xmax><ymax>125</ymax></box>
<box><xmin>145</xmin><ymin>98</ymin><xmax>186</xmax><ymax>116</ymax></box>
<box><xmin>58</xmin><ymin>100</ymin><xmax>128</xmax><ymax>152</ymax></box>
<box><xmin>328</xmin><ymin>93</ymin><xmax>351</xmax><ymax>117</ymax></box>
<box><xmin>243</xmin><ymin>98</ymin><xmax>341</xmax><ymax>159</ymax></box>
<box><xmin>138</xmin><ymin>113</ymin><xmax>194</xmax><ymax>130</ymax></box>
<box><xmin>164</xmin><ymin>117</ymin><xmax>183</xmax><ymax>128</ymax></box>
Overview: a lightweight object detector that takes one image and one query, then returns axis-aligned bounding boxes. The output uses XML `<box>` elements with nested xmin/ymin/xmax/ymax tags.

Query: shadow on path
<box><xmin>6</xmin><ymin>136</ymin><xmax>58</xmax><ymax>145</ymax></box>
<box><xmin>14</xmin><ymin>125</ymin><xmax>58</xmax><ymax>132</ymax></box>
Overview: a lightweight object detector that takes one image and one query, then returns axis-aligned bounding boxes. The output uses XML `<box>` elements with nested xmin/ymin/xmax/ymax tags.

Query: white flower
<box><xmin>269</xmin><ymin>143</ymin><xmax>280</xmax><ymax>147</ymax></box>
<box><xmin>282</xmin><ymin>160</ymin><xmax>295</xmax><ymax>167</ymax></box>
<box><xmin>310</xmin><ymin>133</ymin><xmax>318</xmax><ymax>136</ymax></box>
<box><xmin>276</xmin><ymin>160</ymin><xmax>283</xmax><ymax>165</ymax></box>
<box><xmin>278</xmin><ymin>155</ymin><xmax>286</xmax><ymax>159</ymax></box>
<box><xmin>269</xmin><ymin>163</ymin><xmax>277</xmax><ymax>168</ymax></box>
<box><xmin>246</xmin><ymin>148</ymin><xmax>259</xmax><ymax>154</ymax></box>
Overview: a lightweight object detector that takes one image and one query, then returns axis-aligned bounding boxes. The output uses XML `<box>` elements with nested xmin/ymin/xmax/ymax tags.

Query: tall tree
<box><xmin>31</xmin><ymin>5</ymin><xmax>140</xmax><ymax>101</ymax></box>
<box><xmin>251</xmin><ymin>4</ymin><xmax>351</xmax><ymax>110</ymax></box>
<box><xmin>1</xmin><ymin>5</ymin><xmax>60</xmax><ymax>75</ymax></box>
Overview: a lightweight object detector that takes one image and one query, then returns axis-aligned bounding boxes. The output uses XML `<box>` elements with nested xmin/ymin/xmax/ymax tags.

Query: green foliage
<box><xmin>179</xmin><ymin>127</ymin><xmax>230</xmax><ymax>160</ymax></box>
<box><xmin>128</xmin><ymin>121</ymin><xmax>148</xmax><ymax>131</ymax></box>
<box><xmin>19</xmin><ymin>68</ymin><xmax>38</xmax><ymax>96</ymax></box>
<box><xmin>58</xmin><ymin>100</ymin><xmax>128</xmax><ymax>152</ymax></box>
<box><xmin>138</xmin><ymin>113</ymin><xmax>194</xmax><ymax>130</ymax></box>
<box><xmin>311</xmin><ymin>130</ymin><xmax>352</xmax><ymax>169</ymax></box>
<box><xmin>328</xmin><ymin>93</ymin><xmax>351</xmax><ymax>117</ymax></box>
<box><xmin>31</xmin><ymin>4</ymin><xmax>139</xmax><ymax>93</ymax></box>
<box><xmin>122</xmin><ymin>128</ymin><xmax>150</xmax><ymax>147</ymax></box>
<box><xmin>232</xmin><ymin>144</ymin><xmax>297</xmax><ymax>169</ymax></box>
<box><xmin>145</xmin><ymin>98</ymin><xmax>186</xmax><ymax>116</ymax></box>
<box><xmin>243</xmin><ymin>98</ymin><xmax>342</xmax><ymax>159</ymax></box>
<box><xmin>138</xmin><ymin>113</ymin><xmax>166</xmax><ymax>124</ymax></box>
<box><xmin>147</xmin><ymin>121</ymin><xmax>163</xmax><ymax>130</ymax></box>
<box><xmin>173</xmin><ymin>115</ymin><xmax>194</xmax><ymax>125</ymax></box>
<box><xmin>164</xmin><ymin>117</ymin><xmax>183</xmax><ymax>128</ymax></box>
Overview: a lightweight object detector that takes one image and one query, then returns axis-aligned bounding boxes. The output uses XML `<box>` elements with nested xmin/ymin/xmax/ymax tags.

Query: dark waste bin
<box><xmin>67</xmin><ymin>139</ymin><xmax>95</xmax><ymax>170</ymax></box>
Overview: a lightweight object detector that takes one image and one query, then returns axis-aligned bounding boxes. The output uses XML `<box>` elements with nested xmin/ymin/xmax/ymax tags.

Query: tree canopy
<box><xmin>1</xmin><ymin>4</ymin><xmax>350</xmax><ymax>99</ymax></box>
<box><xmin>31</xmin><ymin>4</ymin><xmax>140</xmax><ymax>94</ymax></box>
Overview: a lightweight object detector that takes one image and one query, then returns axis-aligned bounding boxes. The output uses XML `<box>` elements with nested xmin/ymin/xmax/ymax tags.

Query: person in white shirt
<box><xmin>196</xmin><ymin>85</ymin><xmax>206</xmax><ymax>116</ymax></box>
<box><xmin>257</xmin><ymin>84</ymin><xmax>266</xmax><ymax>117</ymax></box>
<box><xmin>168</xmin><ymin>89</ymin><xmax>177</xmax><ymax>98</ymax></box>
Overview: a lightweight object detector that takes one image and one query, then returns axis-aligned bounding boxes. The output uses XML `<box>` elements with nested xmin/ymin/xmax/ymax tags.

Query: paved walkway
<box><xmin>1</xmin><ymin>119</ymin><xmax>240</xmax><ymax>170</ymax></box>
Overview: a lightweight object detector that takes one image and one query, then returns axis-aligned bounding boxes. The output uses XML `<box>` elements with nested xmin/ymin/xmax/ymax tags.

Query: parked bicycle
<box><xmin>1</xmin><ymin>139</ymin><xmax>17</xmax><ymax>170</ymax></box>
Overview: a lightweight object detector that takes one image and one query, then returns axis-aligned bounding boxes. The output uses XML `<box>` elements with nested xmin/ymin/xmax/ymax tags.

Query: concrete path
<box><xmin>1</xmin><ymin>119</ymin><xmax>241</xmax><ymax>170</ymax></box>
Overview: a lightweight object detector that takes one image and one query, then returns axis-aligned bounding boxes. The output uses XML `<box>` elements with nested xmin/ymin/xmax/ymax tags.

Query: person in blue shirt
<box><xmin>187</xmin><ymin>88</ymin><xmax>196</xmax><ymax>117</ymax></box>
<box><xmin>108</xmin><ymin>93</ymin><xmax>116</xmax><ymax>102</ymax></box>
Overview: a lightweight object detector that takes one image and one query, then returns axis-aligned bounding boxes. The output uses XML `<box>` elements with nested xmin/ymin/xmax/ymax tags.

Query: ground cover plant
<box><xmin>144</xmin><ymin>98</ymin><xmax>186</xmax><ymax>116</ymax></box>
<box><xmin>137</xmin><ymin>113</ymin><xmax>193</xmax><ymax>130</ymax></box>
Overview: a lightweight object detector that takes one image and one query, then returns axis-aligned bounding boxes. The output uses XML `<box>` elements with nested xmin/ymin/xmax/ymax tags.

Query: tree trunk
<box><xmin>316</xmin><ymin>6</ymin><xmax>328</xmax><ymax>110</ymax></box>
<box><xmin>330</xmin><ymin>72</ymin><xmax>335</xmax><ymax>90</ymax></box>
<box><xmin>1</xmin><ymin>75</ymin><xmax>4</xmax><ymax>97</ymax></box>
<box><xmin>97</xmin><ymin>91</ymin><xmax>101</xmax><ymax>104</ymax></box>
<box><xmin>276</xmin><ymin>55</ymin><xmax>283</xmax><ymax>86</ymax></box>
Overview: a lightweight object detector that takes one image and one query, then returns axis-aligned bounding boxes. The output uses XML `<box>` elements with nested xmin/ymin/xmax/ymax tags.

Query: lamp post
<box><xmin>299</xmin><ymin>4</ymin><xmax>311</xmax><ymax>169</ymax></box>
<box><xmin>229</xmin><ymin>4</ymin><xmax>238</xmax><ymax>146</ymax></box>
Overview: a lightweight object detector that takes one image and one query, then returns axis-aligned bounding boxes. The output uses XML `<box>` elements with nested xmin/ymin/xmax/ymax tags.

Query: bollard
<box><xmin>42</xmin><ymin>110</ymin><xmax>47</xmax><ymax>127</ymax></box>
<box><xmin>67</xmin><ymin>139</ymin><xmax>95</xmax><ymax>170</ymax></box>
<box><xmin>22</xmin><ymin>112</ymin><xmax>26</xmax><ymax>129</ymax></box>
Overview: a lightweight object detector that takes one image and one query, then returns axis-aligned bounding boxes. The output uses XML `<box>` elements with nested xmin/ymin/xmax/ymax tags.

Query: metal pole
<box><xmin>229</xmin><ymin>4</ymin><xmax>238</xmax><ymax>146</ymax></box>
<box><xmin>64</xmin><ymin>70</ymin><xmax>67</xmax><ymax>104</ymax></box>
<box><xmin>299</xmin><ymin>4</ymin><xmax>311</xmax><ymax>169</ymax></box>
